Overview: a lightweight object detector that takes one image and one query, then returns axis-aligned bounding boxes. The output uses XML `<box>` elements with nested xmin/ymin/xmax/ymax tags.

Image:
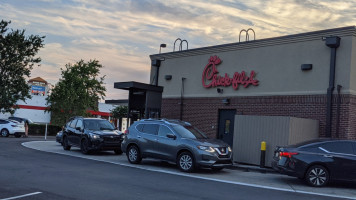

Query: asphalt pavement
<box><xmin>1</xmin><ymin>136</ymin><xmax>356</xmax><ymax>200</ymax></box>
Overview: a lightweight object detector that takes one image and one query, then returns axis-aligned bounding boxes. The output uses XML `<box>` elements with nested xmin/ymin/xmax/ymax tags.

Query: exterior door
<box><xmin>218</xmin><ymin>109</ymin><xmax>236</xmax><ymax>147</ymax></box>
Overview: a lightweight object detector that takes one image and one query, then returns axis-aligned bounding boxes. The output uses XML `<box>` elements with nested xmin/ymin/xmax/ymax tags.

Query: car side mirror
<box><xmin>166</xmin><ymin>134</ymin><xmax>177</xmax><ymax>140</ymax></box>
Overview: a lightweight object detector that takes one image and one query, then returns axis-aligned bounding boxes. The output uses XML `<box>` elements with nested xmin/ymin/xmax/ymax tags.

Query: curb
<box><xmin>228</xmin><ymin>163</ymin><xmax>276</xmax><ymax>174</ymax></box>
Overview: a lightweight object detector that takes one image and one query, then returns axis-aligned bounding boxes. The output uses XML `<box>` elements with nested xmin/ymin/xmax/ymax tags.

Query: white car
<box><xmin>0</xmin><ymin>119</ymin><xmax>25</xmax><ymax>138</ymax></box>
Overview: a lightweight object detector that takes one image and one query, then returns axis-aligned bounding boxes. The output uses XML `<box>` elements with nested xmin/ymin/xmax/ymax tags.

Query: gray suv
<box><xmin>121</xmin><ymin>119</ymin><xmax>233</xmax><ymax>172</ymax></box>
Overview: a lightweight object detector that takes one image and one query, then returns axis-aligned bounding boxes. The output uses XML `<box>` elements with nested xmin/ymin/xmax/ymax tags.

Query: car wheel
<box><xmin>1</xmin><ymin>129</ymin><xmax>9</xmax><ymax>137</ymax></box>
<box><xmin>114</xmin><ymin>149</ymin><xmax>123</xmax><ymax>155</ymax></box>
<box><xmin>62</xmin><ymin>136</ymin><xmax>71</xmax><ymax>150</ymax></box>
<box><xmin>177</xmin><ymin>152</ymin><xmax>195</xmax><ymax>172</ymax></box>
<box><xmin>80</xmin><ymin>138</ymin><xmax>90</xmax><ymax>154</ymax></box>
<box><xmin>127</xmin><ymin>145</ymin><xmax>141</xmax><ymax>164</ymax></box>
<box><xmin>305</xmin><ymin>165</ymin><xmax>329</xmax><ymax>187</ymax></box>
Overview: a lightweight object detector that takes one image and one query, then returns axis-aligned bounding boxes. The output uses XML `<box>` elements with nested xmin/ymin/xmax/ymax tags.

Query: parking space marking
<box><xmin>23</xmin><ymin>141</ymin><xmax>356</xmax><ymax>200</ymax></box>
<box><xmin>0</xmin><ymin>192</ymin><xmax>42</xmax><ymax>200</ymax></box>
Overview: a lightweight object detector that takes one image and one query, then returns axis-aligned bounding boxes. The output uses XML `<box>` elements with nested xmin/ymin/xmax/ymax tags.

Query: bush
<box><xmin>28</xmin><ymin>124</ymin><xmax>62</xmax><ymax>136</ymax></box>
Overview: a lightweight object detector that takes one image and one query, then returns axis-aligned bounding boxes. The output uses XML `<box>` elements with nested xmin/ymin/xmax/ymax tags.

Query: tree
<box><xmin>46</xmin><ymin>60</ymin><xmax>106</xmax><ymax>125</ymax></box>
<box><xmin>111</xmin><ymin>105</ymin><xmax>128</xmax><ymax>119</ymax></box>
<box><xmin>111</xmin><ymin>105</ymin><xmax>128</xmax><ymax>130</ymax></box>
<box><xmin>0</xmin><ymin>20</ymin><xmax>45</xmax><ymax>114</ymax></box>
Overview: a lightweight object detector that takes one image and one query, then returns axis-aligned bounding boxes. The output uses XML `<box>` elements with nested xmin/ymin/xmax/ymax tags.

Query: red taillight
<box><xmin>124</xmin><ymin>130</ymin><xmax>129</xmax><ymax>134</ymax></box>
<box><xmin>279</xmin><ymin>152</ymin><xmax>298</xmax><ymax>158</ymax></box>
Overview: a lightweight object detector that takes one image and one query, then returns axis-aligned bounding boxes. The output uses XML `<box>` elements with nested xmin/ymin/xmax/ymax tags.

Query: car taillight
<box><xmin>279</xmin><ymin>152</ymin><xmax>299</xmax><ymax>158</ymax></box>
<box><xmin>124</xmin><ymin>130</ymin><xmax>129</xmax><ymax>134</ymax></box>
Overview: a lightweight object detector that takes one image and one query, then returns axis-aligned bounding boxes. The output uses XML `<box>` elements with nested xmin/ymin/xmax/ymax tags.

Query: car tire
<box><xmin>305</xmin><ymin>165</ymin><xmax>329</xmax><ymax>187</ymax></box>
<box><xmin>1</xmin><ymin>129</ymin><xmax>9</xmax><ymax>137</ymax></box>
<box><xmin>14</xmin><ymin>134</ymin><xmax>22</xmax><ymax>138</ymax></box>
<box><xmin>177</xmin><ymin>152</ymin><xmax>195</xmax><ymax>172</ymax></box>
<box><xmin>80</xmin><ymin>138</ymin><xmax>90</xmax><ymax>154</ymax></box>
<box><xmin>114</xmin><ymin>149</ymin><xmax>123</xmax><ymax>155</ymax></box>
<box><xmin>127</xmin><ymin>145</ymin><xmax>142</xmax><ymax>164</ymax></box>
<box><xmin>62</xmin><ymin>136</ymin><xmax>71</xmax><ymax>150</ymax></box>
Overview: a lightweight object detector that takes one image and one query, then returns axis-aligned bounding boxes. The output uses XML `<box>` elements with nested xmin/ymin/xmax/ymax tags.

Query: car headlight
<box><xmin>228</xmin><ymin>146</ymin><xmax>232</xmax><ymax>152</ymax></box>
<box><xmin>197</xmin><ymin>146</ymin><xmax>215</xmax><ymax>153</ymax></box>
<box><xmin>89</xmin><ymin>133</ymin><xmax>101</xmax><ymax>139</ymax></box>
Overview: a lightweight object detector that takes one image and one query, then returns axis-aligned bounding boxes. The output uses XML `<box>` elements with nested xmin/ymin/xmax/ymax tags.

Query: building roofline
<box><xmin>150</xmin><ymin>26</ymin><xmax>356</xmax><ymax>60</ymax></box>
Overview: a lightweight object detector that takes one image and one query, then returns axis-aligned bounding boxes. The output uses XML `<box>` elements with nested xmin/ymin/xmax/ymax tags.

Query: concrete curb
<box><xmin>228</xmin><ymin>163</ymin><xmax>276</xmax><ymax>174</ymax></box>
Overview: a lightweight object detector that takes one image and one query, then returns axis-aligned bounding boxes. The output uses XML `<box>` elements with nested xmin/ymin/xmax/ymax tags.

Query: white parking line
<box><xmin>0</xmin><ymin>192</ymin><xmax>42</xmax><ymax>200</ymax></box>
<box><xmin>22</xmin><ymin>141</ymin><xmax>356</xmax><ymax>200</ymax></box>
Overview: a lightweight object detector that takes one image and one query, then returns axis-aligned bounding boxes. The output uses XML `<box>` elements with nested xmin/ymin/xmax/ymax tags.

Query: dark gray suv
<box><xmin>121</xmin><ymin>119</ymin><xmax>233</xmax><ymax>172</ymax></box>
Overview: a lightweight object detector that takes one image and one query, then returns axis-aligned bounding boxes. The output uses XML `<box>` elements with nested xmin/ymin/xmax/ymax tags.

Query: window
<box><xmin>224</xmin><ymin>120</ymin><xmax>230</xmax><ymax>134</ymax></box>
<box><xmin>158</xmin><ymin>125</ymin><xmax>173</xmax><ymax>137</ymax></box>
<box><xmin>321</xmin><ymin>142</ymin><xmax>354</xmax><ymax>155</ymax></box>
<box><xmin>136</xmin><ymin>124</ymin><xmax>144</xmax><ymax>132</ymax></box>
<box><xmin>76</xmin><ymin>120</ymin><xmax>83</xmax><ymax>129</ymax></box>
<box><xmin>142</xmin><ymin>124</ymin><xmax>159</xmax><ymax>135</ymax></box>
<box><xmin>172</xmin><ymin>125</ymin><xmax>208</xmax><ymax>139</ymax></box>
<box><xmin>69</xmin><ymin>119</ymin><xmax>77</xmax><ymax>128</ymax></box>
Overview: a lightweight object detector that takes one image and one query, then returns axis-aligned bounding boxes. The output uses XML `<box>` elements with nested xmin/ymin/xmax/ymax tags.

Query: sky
<box><xmin>1</xmin><ymin>0</ymin><xmax>355</xmax><ymax>101</ymax></box>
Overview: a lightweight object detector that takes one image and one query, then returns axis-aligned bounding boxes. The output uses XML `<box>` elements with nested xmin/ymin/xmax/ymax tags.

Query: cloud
<box><xmin>1</xmin><ymin>0</ymin><xmax>356</xmax><ymax>100</ymax></box>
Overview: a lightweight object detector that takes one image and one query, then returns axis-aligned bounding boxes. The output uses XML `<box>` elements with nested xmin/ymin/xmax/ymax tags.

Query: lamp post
<box><xmin>159</xmin><ymin>44</ymin><xmax>166</xmax><ymax>54</ymax></box>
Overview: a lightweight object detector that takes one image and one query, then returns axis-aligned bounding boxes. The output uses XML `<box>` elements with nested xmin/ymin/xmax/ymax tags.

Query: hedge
<box><xmin>28</xmin><ymin>124</ymin><xmax>62</xmax><ymax>136</ymax></box>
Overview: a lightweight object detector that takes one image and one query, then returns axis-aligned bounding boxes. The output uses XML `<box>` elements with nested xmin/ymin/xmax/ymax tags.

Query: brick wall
<box><xmin>161</xmin><ymin>95</ymin><xmax>356</xmax><ymax>140</ymax></box>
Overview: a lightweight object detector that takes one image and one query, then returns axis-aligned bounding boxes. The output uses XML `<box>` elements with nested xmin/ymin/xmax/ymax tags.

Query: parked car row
<box><xmin>55</xmin><ymin>117</ymin><xmax>356</xmax><ymax>187</ymax></box>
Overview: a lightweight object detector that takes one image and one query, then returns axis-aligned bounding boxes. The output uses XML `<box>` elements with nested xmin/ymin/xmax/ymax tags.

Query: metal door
<box><xmin>218</xmin><ymin>109</ymin><xmax>236</xmax><ymax>147</ymax></box>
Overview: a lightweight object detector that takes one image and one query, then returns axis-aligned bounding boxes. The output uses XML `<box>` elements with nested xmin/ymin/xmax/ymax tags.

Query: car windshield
<box><xmin>84</xmin><ymin>119</ymin><xmax>115</xmax><ymax>131</ymax></box>
<box><xmin>172</xmin><ymin>124</ymin><xmax>208</xmax><ymax>139</ymax></box>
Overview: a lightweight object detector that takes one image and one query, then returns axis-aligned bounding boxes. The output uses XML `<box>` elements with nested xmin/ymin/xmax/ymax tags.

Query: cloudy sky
<box><xmin>1</xmin><ymin>0</ymin><xmax>355</xmax><ymax>100</ymax></box>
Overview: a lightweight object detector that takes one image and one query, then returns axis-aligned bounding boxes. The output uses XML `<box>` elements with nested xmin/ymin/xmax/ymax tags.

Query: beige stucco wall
<box><xmin>151</xmin><ymin>27</ymin><xmax>355</xmax><ymax>98</ymax></box>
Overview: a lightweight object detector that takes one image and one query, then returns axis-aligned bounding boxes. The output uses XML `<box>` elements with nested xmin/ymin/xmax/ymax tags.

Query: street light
<box><xmin>159</xmin><ymin>43</ymin><xmax>166</xmax><ymax>54</ymax></box>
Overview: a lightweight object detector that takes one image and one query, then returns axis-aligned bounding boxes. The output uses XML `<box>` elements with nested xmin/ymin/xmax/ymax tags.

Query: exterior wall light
<box><xmin>217</xmin><ymin>88</ymin><xmax>223</xmax><ymax>94</ymax></box>
<box><xmin>222</xmin><ymin>99</ymin><xmax>230</xmax><ymax>105</ymax></box>
<box><xmin>165</xmin><ymin>75</ymin><xmax>172</xmax><ymax>80</ymax></box>
<box><xmin>301</xmin><ymin>64</ymin><xmax>312</xmax><ymax>71</ymax></box>
<box><xmin>159</xmin><ymin>44</ymin><xmax>167</xmax><ymax>54</ymax></box>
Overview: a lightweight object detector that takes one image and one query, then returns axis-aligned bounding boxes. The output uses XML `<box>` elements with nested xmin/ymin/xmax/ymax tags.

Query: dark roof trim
<box><xmin>150</xmin><ymin>26</ymin><xmax>356</xmax><ymax>60</ymax></box>
<box><xmin>114</xmin><ymin>81</ymin><xmax>163</xmax><ymax>92</ymax></box>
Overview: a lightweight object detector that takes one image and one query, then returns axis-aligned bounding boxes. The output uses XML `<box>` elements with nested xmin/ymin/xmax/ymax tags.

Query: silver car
<box><xmin>121</xmin><ymin>119</ymin><xmax>233</xmax><ymax>172</ymax></box>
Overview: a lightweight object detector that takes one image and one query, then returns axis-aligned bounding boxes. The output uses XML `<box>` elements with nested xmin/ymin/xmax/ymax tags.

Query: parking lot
<box><xmin>21</xmin><ymin>139</ymin><xmax>356</xmax><ymax>200</ymax></box>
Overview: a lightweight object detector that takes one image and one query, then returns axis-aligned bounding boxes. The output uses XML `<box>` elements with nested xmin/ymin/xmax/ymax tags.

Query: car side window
<box><xmin>158</xmin><ymin>125</ymin><xmax>173</xmax><ymax>137</ymax></box>
<box><xmin>0</xmin><ymin>120</ymin><xmax>5</xmax><ymax>124</ymax></box>
<box><xmin>76</xmin><ymin>120</ymin><xmax>83</xmax><ymax>130</ymax></box>
<box><xmin>321</xmin><ymin>142</ymin><xmax>354</xmax><ymax>155</ymax></box>
<box><xmin>69</xmin><ymin>119</ymin><xmax>78</xmax><ymax>128</ymax></box>
<box><xmin>142</xmin><ymin>124</ymin><xmax>159</xmax><ymax>135</ymax></box>
<box><xmin>136</xmin><ymin>124</ymin><xmax>144</xmax><ymax>132</ymax></box>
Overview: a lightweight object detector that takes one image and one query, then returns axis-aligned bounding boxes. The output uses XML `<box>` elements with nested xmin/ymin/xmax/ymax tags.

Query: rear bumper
<box><xmin>271</xmin><ymin>160</ymin><xmax>303</xmax><ymax>178</ymax></box>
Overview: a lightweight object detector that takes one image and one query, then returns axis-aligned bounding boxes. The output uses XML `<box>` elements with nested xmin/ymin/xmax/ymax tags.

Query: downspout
<box><xmin>335</xmin><ymin>85</ymin><xmax>342</xmax><ymax>138</ymax></box>
<box><xmin>324</xmin><ymin>36</ymin><xmax>341</xmax><ymax>138</ymax></box>
<box><xmin>180</xmin><ymin>77</ymin><xmax>186</xmax><ymax>120</ymax></box>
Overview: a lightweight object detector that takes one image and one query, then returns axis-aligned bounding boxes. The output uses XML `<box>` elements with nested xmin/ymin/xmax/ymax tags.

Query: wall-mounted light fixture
<box><xmin>301</xmin><ymin>64</ymin><xmax>313</xmax><ymax>71</ymax></box>
<box><xmin>165</xmin><ymin>75</ymin><xmax>172</xmax><ymax>80</ymax></box>
<box><xmin>159</xmin><ymin>44</ymin><xmax>167</xmax><ymax>54</ymax></box>
<box><xmin>217</xmin><ymin>88</ymin><xmax>223</xmax><ymax>94</ymax></box>
<box><xmin>222</xmin><ymin>99</ymin><xmax>230</xmax><ymax>105</ymax></box>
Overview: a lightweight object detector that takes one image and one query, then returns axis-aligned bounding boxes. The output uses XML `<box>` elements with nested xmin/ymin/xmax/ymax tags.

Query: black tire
<box><xmin>114</xmin><ymin>149</ymin><xmax>123</xmax><ymax>155</ymax></box>
<box><xmin>62</xmin><ymin>136</ymin><xmax>71</xmax><ymax>150</ymax></box>
<box><xmin>305</xmin><ymin>165</ymin><xmax>329</xmax><ymax>187</ymax></box>
<box><xmin>177</xmin><ymin>152</ymin><xmax>195</xmax><ymax>172</ymax></box>
<box><xmin>14</xmin><ymin>134</ymin><xmax>22</xmax><ymax>138</ymax></box>
<box><xmin>127</xmin><ymin>145</ymin><xmax>142</xmax><ymax>164</ymax></box>
<box><xmin>80</xmin><ymin>138</ymin><xmax>90</xmax><ymax>154</ymax></box>
<box><xmin>1</xmin><ymin>129</ymin><xmax>9</xmax><ymax>137</ymax></box>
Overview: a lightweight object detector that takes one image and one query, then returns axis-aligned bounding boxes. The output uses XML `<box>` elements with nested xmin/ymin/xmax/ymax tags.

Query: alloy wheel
<box><xmin>1</xmin><ymin>129</ymin><xmax>9</xmax><ymax>137</ymax></box>
<box><xmin>127</xmin><ymin>146</ymin><xmax>141</xmax><ymax>164</ymax></box>
<box><xmin>178</xmin><ymin>152</ymin><xmax>194</xmax><ymax>172</ymax></box>
<box><xmin>306</xmin><ymin>165</ymin><xmax>329</xmax><ymax>187</ymax></box>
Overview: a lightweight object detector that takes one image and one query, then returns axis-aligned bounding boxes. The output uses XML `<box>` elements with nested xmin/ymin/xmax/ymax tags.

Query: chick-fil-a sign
<box><xmin>202</xmin><ymin>56</ymin><xmax>259</xmax><ymax>90</ymax></box>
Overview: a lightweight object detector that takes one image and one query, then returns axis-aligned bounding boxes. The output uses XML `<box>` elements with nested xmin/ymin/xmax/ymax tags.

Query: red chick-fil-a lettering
<box><xmin>202</xmin><ymin>56</ymin><xmax>259</xmax><ymax>90</ymax></box>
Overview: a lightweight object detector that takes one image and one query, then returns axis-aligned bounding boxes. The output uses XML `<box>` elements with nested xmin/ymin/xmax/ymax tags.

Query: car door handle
<box><xmin>324</xmin><ymin>155</ymin><xmax>333</xmax><ymax>158</ymax></box>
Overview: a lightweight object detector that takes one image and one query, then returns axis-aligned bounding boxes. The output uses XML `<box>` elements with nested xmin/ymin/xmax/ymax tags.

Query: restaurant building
<box><xmin>149</xmin><ymin>26</ymin><xmax>356</xmax><ymax>149</ymax></box>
